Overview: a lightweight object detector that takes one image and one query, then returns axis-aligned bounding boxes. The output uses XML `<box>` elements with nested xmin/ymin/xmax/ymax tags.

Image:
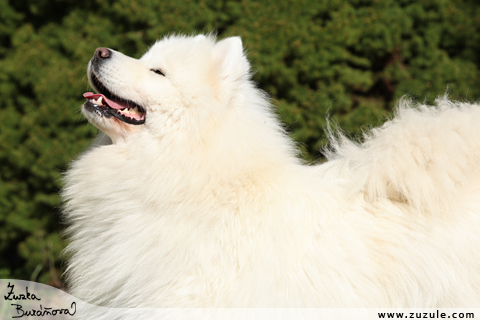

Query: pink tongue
<box><xmin>83</xmin><ymin>92</ymin><xmax>129</xmax><ymax>110</ymax></box>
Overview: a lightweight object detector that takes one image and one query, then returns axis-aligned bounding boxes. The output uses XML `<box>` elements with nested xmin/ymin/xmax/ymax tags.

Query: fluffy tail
<box><xmin>325</xmin><ymin>96</ymin><xmax>480</xmax><ymax>214</ymax></box>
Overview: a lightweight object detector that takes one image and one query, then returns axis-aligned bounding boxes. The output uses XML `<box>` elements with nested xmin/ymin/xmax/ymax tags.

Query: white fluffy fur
<box><xmin>63</xmin><ymin>34</ymin><xmax>480</xmax><ymax>311</ymax></box>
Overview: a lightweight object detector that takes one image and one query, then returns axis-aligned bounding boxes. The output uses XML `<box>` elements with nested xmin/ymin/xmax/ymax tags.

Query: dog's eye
<box><xmin>151</xmin><ymin>69</ymin><xmax>165</xmax><ymax>76</ymax></box>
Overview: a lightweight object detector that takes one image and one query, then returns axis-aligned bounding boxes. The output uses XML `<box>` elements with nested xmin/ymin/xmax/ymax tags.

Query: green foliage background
<box><xmin>1</xmin><ymin>0</ymin><xmax>479</xmax><ymax>286</ymax></box>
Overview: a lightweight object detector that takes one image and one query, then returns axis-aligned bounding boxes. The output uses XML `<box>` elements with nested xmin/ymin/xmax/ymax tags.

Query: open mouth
<box><xmin>83</xmin><ymin>73</ymin><xmax>146</xmax><ymax>125</ymax></box>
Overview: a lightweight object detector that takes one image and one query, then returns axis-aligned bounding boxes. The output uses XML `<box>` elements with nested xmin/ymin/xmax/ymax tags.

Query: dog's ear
<box><xmin>213</xmin><ymin>37</ymin><xmax>250</xmax><ymax>81</ymax></box>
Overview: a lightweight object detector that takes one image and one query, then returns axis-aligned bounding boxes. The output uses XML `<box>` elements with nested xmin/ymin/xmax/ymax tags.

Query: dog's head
<box><xmin>82</xmin><ymin>35</ymin><xmax>250</xmax><ymax>143</ymax></box>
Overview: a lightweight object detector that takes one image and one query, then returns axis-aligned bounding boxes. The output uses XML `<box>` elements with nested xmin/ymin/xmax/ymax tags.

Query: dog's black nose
<box><xmin>95</xmin><ymin>47</ymin><xmax>111</xmax><ymax>59</ymax></box>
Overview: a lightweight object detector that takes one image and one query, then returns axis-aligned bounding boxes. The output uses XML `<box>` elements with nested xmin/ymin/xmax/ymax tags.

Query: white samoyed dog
<box><xmin>63</xmin><ymin>34</ymin><xmax>480</xmax><ymax>311</ymax></box>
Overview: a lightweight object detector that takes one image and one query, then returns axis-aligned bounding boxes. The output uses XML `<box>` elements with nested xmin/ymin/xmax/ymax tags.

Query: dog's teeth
<box><xmin>97</xmin><ymin>96</ymin><xmax>103</xmax><ymax>105</ymax></box>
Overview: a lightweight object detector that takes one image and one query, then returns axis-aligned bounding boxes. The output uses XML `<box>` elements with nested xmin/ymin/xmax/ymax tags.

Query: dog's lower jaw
<box><xmin>81</xmin><ymin>105</ymin><xmax>143</xmax><ymax>144</ymax></box>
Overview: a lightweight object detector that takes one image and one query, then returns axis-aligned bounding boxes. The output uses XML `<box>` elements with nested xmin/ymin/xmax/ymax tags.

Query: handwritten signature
<box><xmin>4</xmin><ymin>282</ymin><xmax>76</xmax><ymax>318</ymax></box>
